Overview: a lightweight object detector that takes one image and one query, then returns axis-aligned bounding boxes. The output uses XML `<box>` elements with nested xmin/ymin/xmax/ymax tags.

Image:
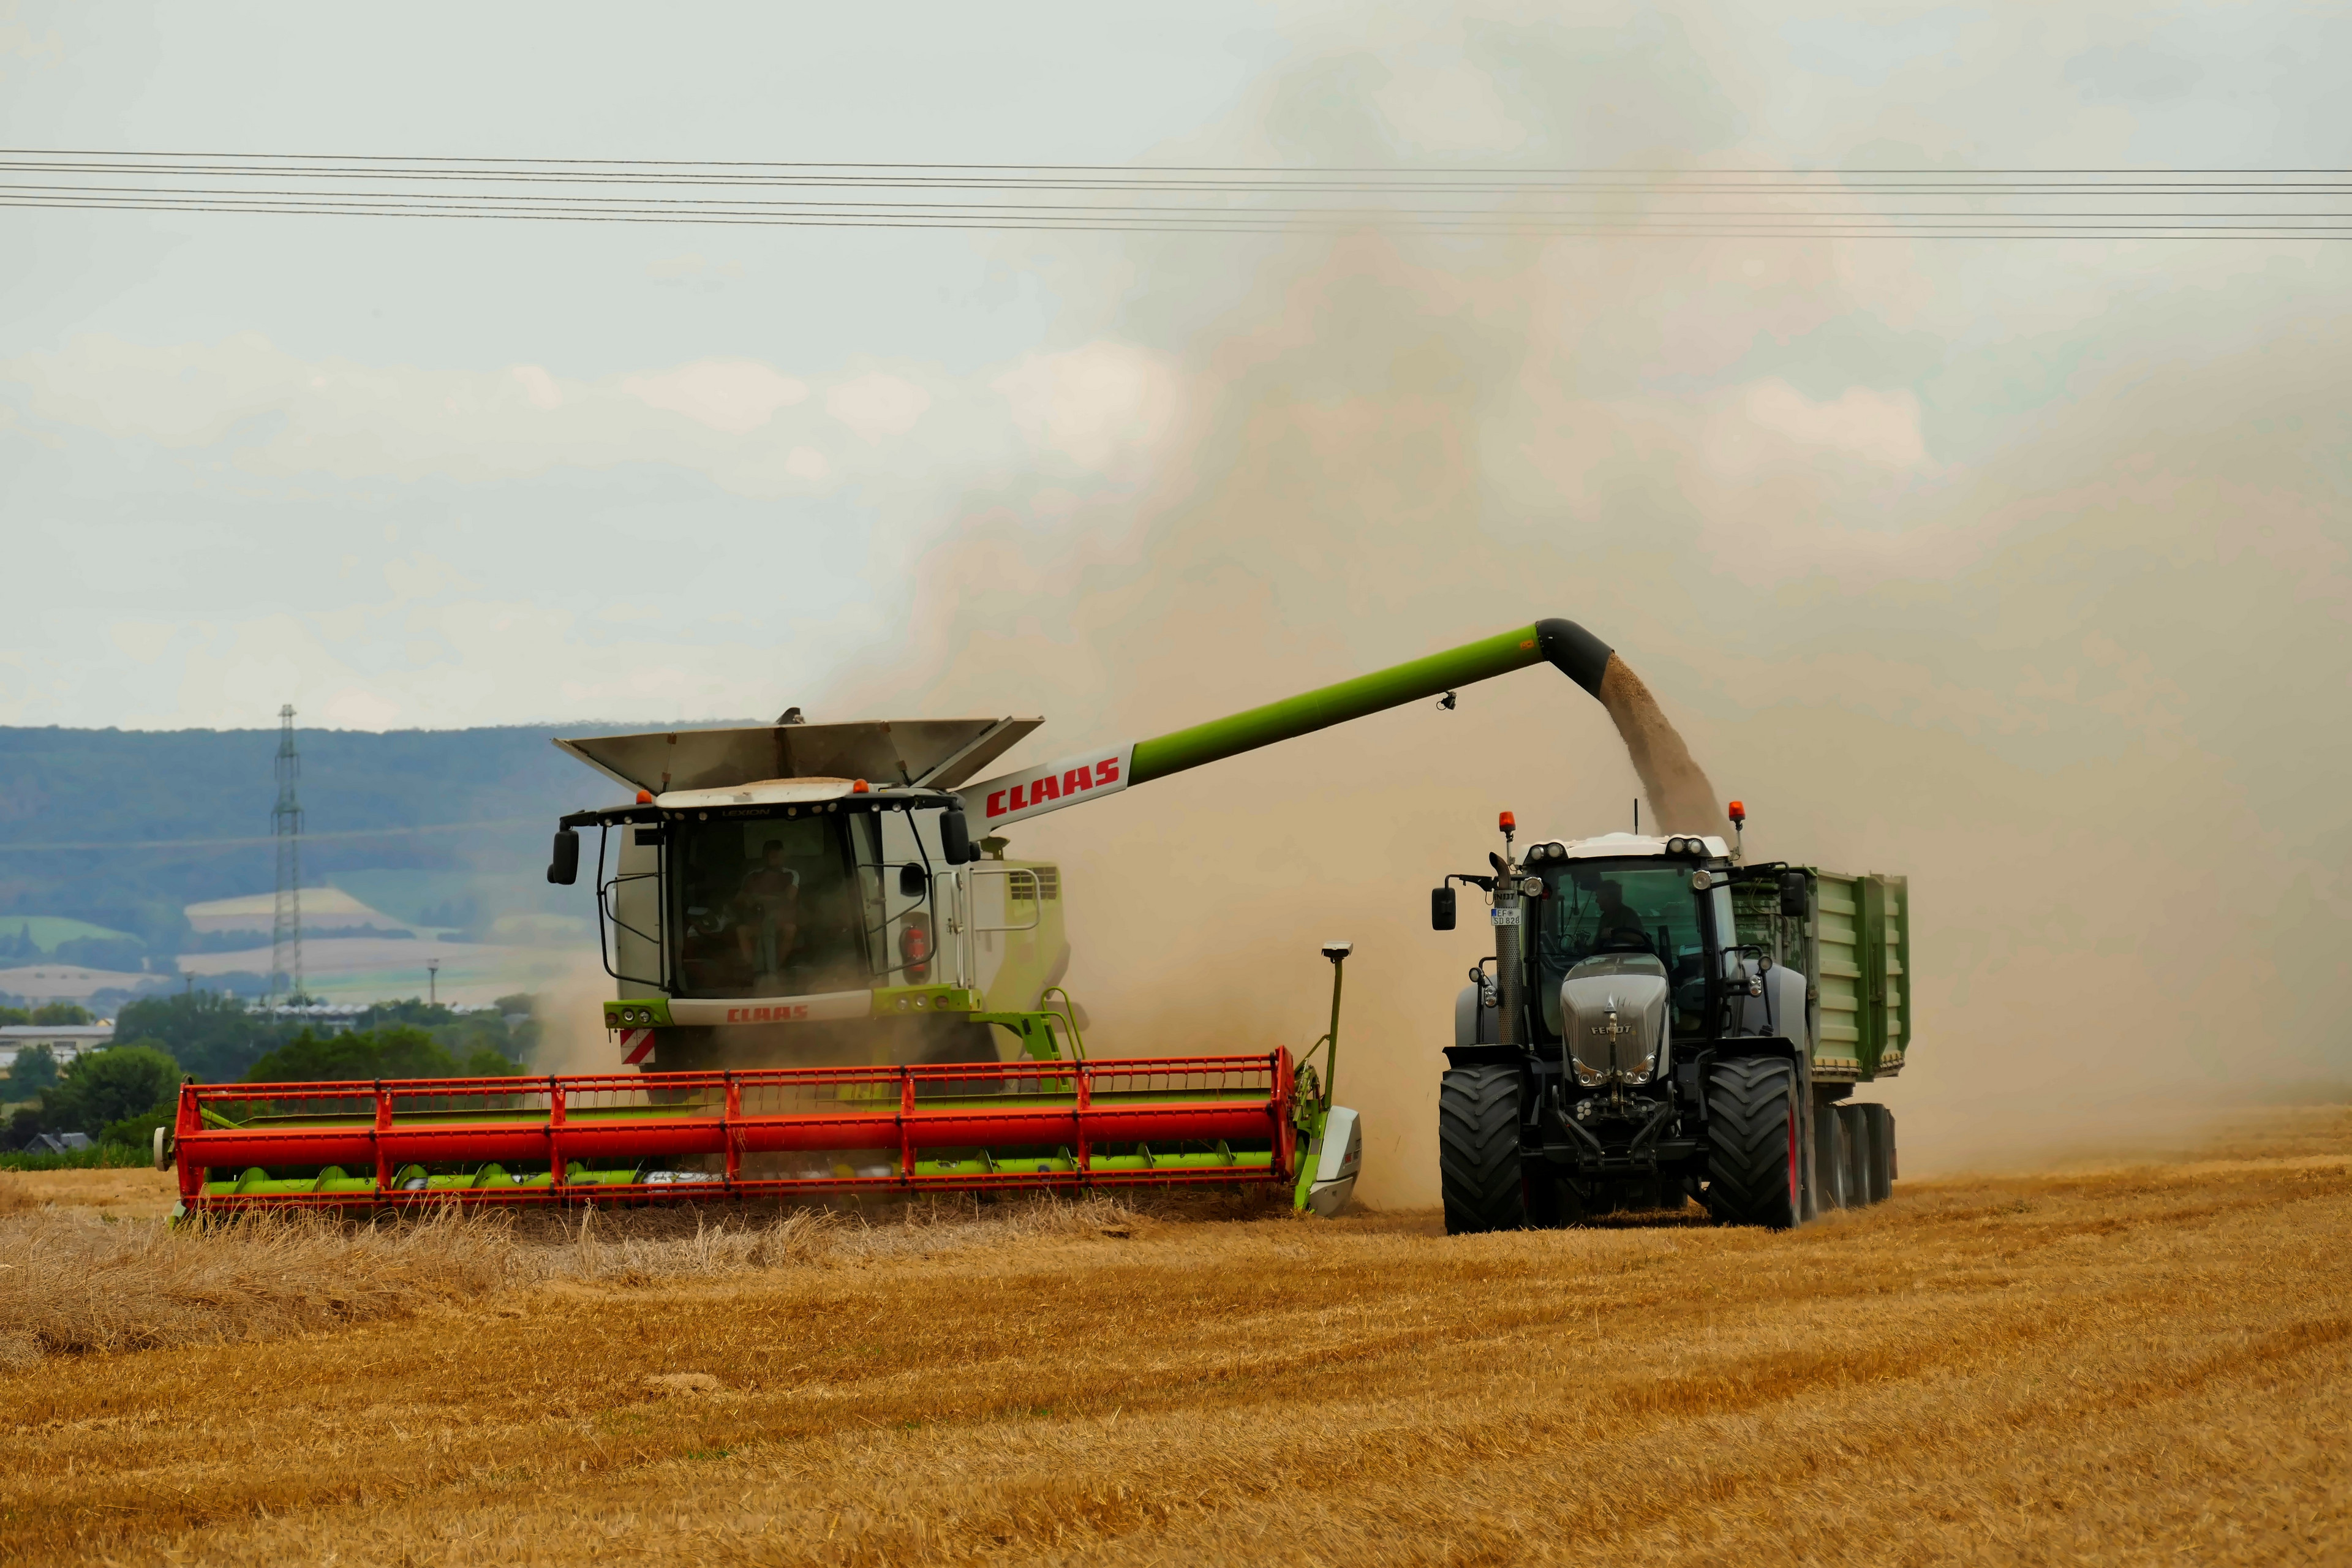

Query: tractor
<box><xmin>1433</xmin><ymin>810</ymin><xmax>1909</xmax><ymax>1231</ymax></box>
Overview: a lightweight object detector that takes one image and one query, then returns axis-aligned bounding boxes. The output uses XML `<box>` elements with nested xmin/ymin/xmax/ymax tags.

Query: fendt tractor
<box><xmin>165</xmin><ymin>616</ymin><xmax>1899</xmax><ymax>1230</ymax></box>
<box><xmin>1433</xmin><ymin>811</ymin><xmax>1910</xmax><ymax>1232</ymax></box>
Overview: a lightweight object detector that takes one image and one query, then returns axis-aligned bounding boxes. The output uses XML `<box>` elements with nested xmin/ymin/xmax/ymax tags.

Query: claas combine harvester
<box><xmin>167</xmin><ymin>618</ymin><xmax>1901</xmax><ymax>1228</ymax></box>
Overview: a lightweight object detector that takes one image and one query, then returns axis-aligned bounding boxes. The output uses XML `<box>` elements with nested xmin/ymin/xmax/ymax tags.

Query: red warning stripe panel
<box><xmin>620</xmin><ymin>1028</ymin><xmax>655</xmax><ymax>1066</ymax></box>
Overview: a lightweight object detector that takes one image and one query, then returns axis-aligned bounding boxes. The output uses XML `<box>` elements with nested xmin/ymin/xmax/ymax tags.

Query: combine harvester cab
<box><xmin>1433</xmin><ymin>808</ymin><xmax>1910</xmax><ymax>1233</ymax></box>
<box><xmin>547</xmin><ymin>715</ymin><xmax>1073</xmax><ymax>1075</ymax></box>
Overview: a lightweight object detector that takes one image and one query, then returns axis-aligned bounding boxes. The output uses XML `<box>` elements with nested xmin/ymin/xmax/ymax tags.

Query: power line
<box><xmin>2</xmin><ymin>150</ymin><xmax>2346</xmax><ymax>238</ymax></box>
<box><xmin>9</xmin><ymin>148</ymin><xmax>2351</xmax><ymax>174</ymax></box>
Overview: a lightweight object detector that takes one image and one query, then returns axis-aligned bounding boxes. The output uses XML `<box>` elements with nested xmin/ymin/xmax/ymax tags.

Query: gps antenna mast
<box><xmin>271</xmin><ymin>704</ymin><xmax>303</xmax><ymax>1008</ymax></box>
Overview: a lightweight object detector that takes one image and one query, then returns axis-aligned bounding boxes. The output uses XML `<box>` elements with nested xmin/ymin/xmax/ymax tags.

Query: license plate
<box><xmin>1490</xmin><ymin>907</ymin><xmax>1522</xmax><ymax>926</ymax></box>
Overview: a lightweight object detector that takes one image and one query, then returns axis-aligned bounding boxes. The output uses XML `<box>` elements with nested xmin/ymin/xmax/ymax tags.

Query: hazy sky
<box><xmin>5</xmin><ymin>1</ymin><xmax>2343</xmax><ymax>733</ymax></box>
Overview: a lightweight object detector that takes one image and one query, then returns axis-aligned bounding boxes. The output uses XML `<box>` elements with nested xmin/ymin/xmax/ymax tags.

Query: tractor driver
<box><xmin>734</xmin><ymin>839</ymin><xmax>802</xmax><ymax>975</ymax></box>
<box><xmin>1593</xmin><ymin>879</ymin><xmax>1648</xmax><ymax>947</ymax></box>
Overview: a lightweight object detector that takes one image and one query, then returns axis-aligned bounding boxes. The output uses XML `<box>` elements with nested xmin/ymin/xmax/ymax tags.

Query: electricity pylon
<box><xmin>270</xmin><ymin>704</ymin><xmax>303</xmax><ymax>1007</ymax></box>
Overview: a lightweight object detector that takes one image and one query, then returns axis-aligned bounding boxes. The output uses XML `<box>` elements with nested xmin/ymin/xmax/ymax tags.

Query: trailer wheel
<box><xmin>1812</xmin><ymin>1098</ymin><xmax>1849</xmax><ymax>1210</ymax></box>
<box><xmin>1836</xmin><ymin>1104</ymin><xmax>1874</xmax><ymax>1206</ymax></box>
<box><xmin>1703</xmin><ymin>1057</ymin><xmax>1799</xmax><ymax>1230</ymax></box>
<box><xmin>1439</xmin><ymin>1066</ymin><xmax>1531</xmax><ymax>1235</ymax></box>
<box><xmin>1860</xmin><ymin>1104</ymin><xmax>1895</xmax><ymax>1203</ymax></box>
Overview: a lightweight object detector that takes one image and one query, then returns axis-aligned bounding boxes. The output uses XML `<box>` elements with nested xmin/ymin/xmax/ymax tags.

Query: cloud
<box><xmin>824</xmin><ymin>372</ymin><xmax>933</xmax><ymax>443</ymax></box>
<box><xmin>992</xmin><ymin>342</ymin><xmax>1178</xmax><ymax>472</ymax></box>
<box><xmin>622</xmin><ymin>360</ymin><xmax>807</xmax><ymax>433</ymax></box>
<box><xmin>1712</xmin><ymin>380</ymin><xmax>1932</xmax><ymax>472</ymax></box>
<box><xmin>0</xmin><ymin>337</ymin><xmax>858</xmax><ymax>497</ymax></box>
<box><xmin>0</xmin><ymin>336</ymin><xmax>1180</xmax><ymax>500</ymax></box>
<box><xmin>320</xmin><ymin>686</ymin><xmax>402</xmax><ymax>728</ymax></box>
<box><xmin>2064</xmin><ymin>42</ymin><xmax>2203</xmax><ymax>104</ymax></box>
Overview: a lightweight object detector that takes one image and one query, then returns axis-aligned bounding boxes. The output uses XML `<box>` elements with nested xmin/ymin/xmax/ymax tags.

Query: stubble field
<box><xmin>2</xmin><ymin>1109</ymin><xmax>2347</xmax><ymax>1567</ymax></box>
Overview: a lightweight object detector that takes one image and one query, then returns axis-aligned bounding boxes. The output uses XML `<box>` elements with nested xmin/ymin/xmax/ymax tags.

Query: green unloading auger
<box><xmin>1133</xmin><ymin>619</ymin><xmax>1613</xmax><ymax>784</ymax></box>
<box><xmin>954</xmin><ymin>619</ymin><xmax>1614</xmax><ymax>831</ymax></box>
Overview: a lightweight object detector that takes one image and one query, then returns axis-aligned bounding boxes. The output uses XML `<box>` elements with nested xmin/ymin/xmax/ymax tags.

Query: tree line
<box><xmin>2</xmin><ymin>991</ymin><xmax>540</xmax><ymax>1152</ymax></box>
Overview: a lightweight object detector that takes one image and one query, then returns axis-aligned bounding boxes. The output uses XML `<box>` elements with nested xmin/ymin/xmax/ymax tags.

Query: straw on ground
<box><xmin>1</xmin><ymin>1110</ymin><xmax>2346</xmax><ymax>1566</ymax></box>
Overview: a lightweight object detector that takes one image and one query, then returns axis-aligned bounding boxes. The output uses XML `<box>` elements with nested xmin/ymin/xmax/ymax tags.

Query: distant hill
<box><xmin>0</xmin><ymin>722</ymin><xmax>741</xmax><ymax>952</ymax></box>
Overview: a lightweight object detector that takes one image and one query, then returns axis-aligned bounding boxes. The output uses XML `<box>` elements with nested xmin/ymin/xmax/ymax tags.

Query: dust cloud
<box><xmin>526</xmin><ymin>956</ymin><xmax>630</xmax><ymax>1076</ymax></box>
<box><xmin>799</xmin><ymin>24</ymin><xmax>2347</xmax><ymax>1204</ymax></box>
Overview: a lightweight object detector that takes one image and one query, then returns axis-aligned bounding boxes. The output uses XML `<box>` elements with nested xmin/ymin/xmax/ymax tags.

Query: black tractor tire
<box><xmin>1439</xmin><ymin>1066</ymin><xmax>1531</xmax><ymax>1235</ymax></box>
<box><xmin>1861</xmin><ymin>1104</ymin><xmax>1896</xmax><ymax>1203</ymax></box>
<box><xmin>1704</xmin><ymin>1056</ymin><xmax>1800</xmax><ymax>1230</ymax></box>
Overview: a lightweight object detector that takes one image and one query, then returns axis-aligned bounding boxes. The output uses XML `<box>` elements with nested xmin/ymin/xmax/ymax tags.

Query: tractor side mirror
<box><xmin>1778</xmin><ymin>869</ymin><xmax>1808</xmax><ymax>918</ymax></box>
<box><xmin>547</xmin><ymin>827</ymin><xmax>581</xmax><ymax>886</ymax></box>
<box><xmin>899</xmin><ymin>862</ymin><xmax>929</xmax><ymax>898</ymax></box>
<box><xmin>1431</xmin><ymin>886</ymin><xmax>1457</xmax><ymax>931</ymax></box>
<box><xmin>940</xmin><ymin>805</ymin><xmax>974</xmax><ymax>865</ymax></box>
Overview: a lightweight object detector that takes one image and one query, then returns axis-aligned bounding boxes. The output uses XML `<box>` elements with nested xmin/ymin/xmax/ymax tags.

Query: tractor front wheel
<box><xmin>1439</xmin><ymin>1065</ymin><xmax>1531</xmax><ymax>1235</ymax></box>
<box><xmin>1704</xmin><ymin>1057</ymin><xmax>1800</xmax><ymax>1230</ymax></box>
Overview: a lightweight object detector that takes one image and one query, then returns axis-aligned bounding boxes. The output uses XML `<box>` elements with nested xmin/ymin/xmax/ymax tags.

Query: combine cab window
<box><xmin>1535</xmin><ymin>861</ymin><xmax>1714</xmax><ymax>1039</ymax></box>
<box><xmin>669</xmin><ymin>814</ymin><xmax>883</xmax><ymax>998</ymax></box>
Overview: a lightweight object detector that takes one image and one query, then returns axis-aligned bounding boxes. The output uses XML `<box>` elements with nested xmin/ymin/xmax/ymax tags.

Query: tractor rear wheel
<box><xmin>1439</xmin><ymin>1066</ymin><xmax>1530</xmax><ymax>1235</ymax></box>
<box><xmin>1704</xmin><ymin>1057</ymin><xmax>1800</xmax><ymax>1229</ymax></box>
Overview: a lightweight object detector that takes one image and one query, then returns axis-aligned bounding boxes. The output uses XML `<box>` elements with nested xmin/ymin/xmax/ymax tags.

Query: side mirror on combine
<box><xmin>1431</xmin><ymin>886</ymin><xmax>1457</xmax><ymax>930</ymax></box>
<box><xmin>940</xmin><ymin>804</ymin><xmax>975</xmax><ymax>865</ymax></box>
<box><xmin>547</xmin><ymin>827</ymin><xmax>581</xmax><ymax>886</ymax></box>
<box><xmin>899</xmin><ymin>862</ymin><xmax>929</xmax><ymax>897</ymax></box>
<box><xmin>1778</xmin><ymin>869</ymin><xmax>1807</xmax><ymax>918</ymax></box>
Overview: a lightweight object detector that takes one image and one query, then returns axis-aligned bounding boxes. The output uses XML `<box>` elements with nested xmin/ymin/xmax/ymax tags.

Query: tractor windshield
<box><xmin>1533</xmin><ymin>860</ymin><xmax>1712</xmax><ymax>1040</ymax></box>
<box><xmin>667</xmin><ymin>812</ymin><xmax>885</xmax><ymax>998</ymax></box>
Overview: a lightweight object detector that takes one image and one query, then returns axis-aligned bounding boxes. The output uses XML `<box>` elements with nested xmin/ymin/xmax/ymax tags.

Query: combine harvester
<box><xmin>169</xmin><ymin>619</ymin><xmax>1898</xmax><ymax>1227</ymax></box>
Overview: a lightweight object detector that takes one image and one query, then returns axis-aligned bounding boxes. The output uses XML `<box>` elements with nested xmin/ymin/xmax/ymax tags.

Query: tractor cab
<box><xmin>1524</xmin><ymin>834</ymin><xmax>1735</xmax><ymax>1046</ymax></box>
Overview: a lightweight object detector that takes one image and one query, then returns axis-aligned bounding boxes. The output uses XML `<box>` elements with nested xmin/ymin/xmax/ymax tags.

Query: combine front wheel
<box><xmin>1704</xmin><ymin>1057</ymin><xmax>1799</xmax><ymax>1230</ymax></box>
<box><xmin>1439</xmin><ymin>1066</ymin><xmax>1530</xmax><ymax>1234</ymax></box>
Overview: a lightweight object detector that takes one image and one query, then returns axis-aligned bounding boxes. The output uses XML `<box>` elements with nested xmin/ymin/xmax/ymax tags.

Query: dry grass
<box><xmin>2</xmin><ymin>1116</ymin><xmax>2348</xmax><ymax>1566</ymax></box>
<box><xmin>0</xmin><ymin>1166</ymin><xmax>181</xmax><ymax>1220</ymax></box>
<box><xmin>0</xmin><ymin>1188</ymin><xmax>1169</xmax><ymax>1366</ymax></box>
